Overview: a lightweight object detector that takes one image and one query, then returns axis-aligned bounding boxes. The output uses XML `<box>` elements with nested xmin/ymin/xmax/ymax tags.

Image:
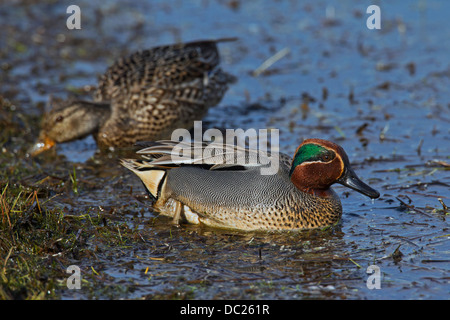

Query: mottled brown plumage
<box><xmin>121</xmin><ymin>139</ymin><xmax>380</xmax><ymax>231</ymax></box>
<box><xmin>30</xmin><ymin>39</ymin><xmax>236</xmax><ymax>156</ymax></box>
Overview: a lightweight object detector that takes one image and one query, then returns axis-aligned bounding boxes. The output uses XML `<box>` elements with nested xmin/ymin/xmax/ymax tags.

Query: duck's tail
<box><xmin>121</xmin><ymin>159</ymin><xmax>168</xmax><ymax>201</ymax></box>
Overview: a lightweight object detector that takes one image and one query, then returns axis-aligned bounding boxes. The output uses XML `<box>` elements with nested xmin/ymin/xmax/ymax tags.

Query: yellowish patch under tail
<box><xmin>121</xmin><ymin>159</ymin><xmax>166</xmax><ymax>200</ymax></box>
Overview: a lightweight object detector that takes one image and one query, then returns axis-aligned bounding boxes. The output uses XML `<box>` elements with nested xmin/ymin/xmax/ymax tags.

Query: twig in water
<box><xmin>348</xmin><ymin>258</ymin><xmax>362</xmax><ymax>268</ymax></box>
<box><xmin>396</xmin><ymin>196</ymin><xmax>433</xmax><ymax>218</ymax></box>
<box><xmin>416</xmin><ymin>138</ymin><xmax>424</xmax><ymax>156</ymax></box>
<box><xmin>438</xmin><ymin>198</ymin><xmax>448</xmax><ymax>214</ymax></box>
<box><xmin>252</xmin><ymin>47</ymin><xmax>290</xmax><ymax>77</ymax></box>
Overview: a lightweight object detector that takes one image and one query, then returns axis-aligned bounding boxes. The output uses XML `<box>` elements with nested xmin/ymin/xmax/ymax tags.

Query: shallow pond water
<box><xmin>0</xmin><ymin>0</ymin><xmax>449</xmax><ymax>300</ymax></box>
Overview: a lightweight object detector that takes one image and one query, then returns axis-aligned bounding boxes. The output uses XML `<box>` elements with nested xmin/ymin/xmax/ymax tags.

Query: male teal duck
<box><xmin>121</xmin><ymin>138</ymin><xmax>380</xmax><ymax>231</ymax></box>
<box><xmin>30</xmin><ymin>38</ymin><xmax>236</xmax><ymax>156</ymax></box>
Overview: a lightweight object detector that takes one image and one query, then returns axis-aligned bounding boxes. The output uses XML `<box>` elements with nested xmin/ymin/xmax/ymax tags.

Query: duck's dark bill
<box><xmin>337</xmin><ymin>167</ymin><xmax>380</xmax><ymax>199</ymax></box>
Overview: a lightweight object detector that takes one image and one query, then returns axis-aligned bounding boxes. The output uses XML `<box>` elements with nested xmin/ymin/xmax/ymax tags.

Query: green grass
<box><xmin>0</xmin><ymin>184</ymin><xmax>68</xmax><ymax>299</ymax></box>
<box><xmin>0</xmin><ymin>181</ymin><xmax>142</xmax><ymax>299</ymax></box>
<box><xmin>69</xmin><ymin>166</ymin><xmax>79</xmax><ymax>195</ymax></box>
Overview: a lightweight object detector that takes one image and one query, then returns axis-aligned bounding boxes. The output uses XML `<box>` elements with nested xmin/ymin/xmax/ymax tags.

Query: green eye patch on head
<box><xmin>290</xmin><ymin>143</ymin><xmax>336</xmax><ymax>176</ymax></box>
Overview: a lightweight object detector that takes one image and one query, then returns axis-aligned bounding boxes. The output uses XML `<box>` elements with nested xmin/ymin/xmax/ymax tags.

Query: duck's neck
<box><xmin>75</xmin><ymin>101</ymin><xmax>111</xmax><ymax>136</ymax></box>
<box><xmin>303</xmin><ymin>187</ymin><xmax>335</xmax><ymax>199</ymax></box>
<box><xmin>290</xmin><ymin>168</ymin><xmax>335</xmax><ymax>199</ymax></box>
<box><xmin>292</xmin><ymin>180</ymin><xmax>335</xmax><ymax>198</ymax></box>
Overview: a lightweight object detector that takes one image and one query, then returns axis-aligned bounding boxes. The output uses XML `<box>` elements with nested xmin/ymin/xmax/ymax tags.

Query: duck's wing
<box><xmin>122</xmin><ymin>140</ymin><xmax>292</xmax><ymax>176</ymax></box>
<box><xmin>131</xmin><ymin>139</ymin><xmax>288</xmax><ymax>171</ymax></box>
<box><xmin>95</xmin><ymin>38</ymin><xmax>237</xmax><ymax>102</ymax></box>
<box><xmin>121</xmin><ymin>140</ymin><xmax>292</xmax><ymax>206</ymax></box>
<box><xmin>151</xmin><ymin>38</ymin><xmax>237</xmax><ymax>87</ymax></box>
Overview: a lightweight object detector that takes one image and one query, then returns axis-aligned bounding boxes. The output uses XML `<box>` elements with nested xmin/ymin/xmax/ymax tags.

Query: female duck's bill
<box><xmin>28</xmin><ymin>134</ymin><xmax>55</xmax><ymax>156</ymax></box>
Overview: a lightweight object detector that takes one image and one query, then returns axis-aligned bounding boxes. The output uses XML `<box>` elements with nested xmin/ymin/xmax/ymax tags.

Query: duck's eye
<box><xmin>322</xmin><ymin>152</ymin><xmax>334</xmax><ymax>162</ymax></box>
<box><xmin>55</xmin><ymin>115</ymin><xmax>64</xmax><ymax>122</ymax></box>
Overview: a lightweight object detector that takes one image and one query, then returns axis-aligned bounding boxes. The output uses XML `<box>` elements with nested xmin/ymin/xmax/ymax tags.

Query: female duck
<box><xmin>121</xmin><ymin>138</ymin><xmax>380</xmax><ymax>231</ymax></box>
<box><xmin>30</xmin><ymin>39</ymin><xmax>236</xmax><ymax>156</ymax></box>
